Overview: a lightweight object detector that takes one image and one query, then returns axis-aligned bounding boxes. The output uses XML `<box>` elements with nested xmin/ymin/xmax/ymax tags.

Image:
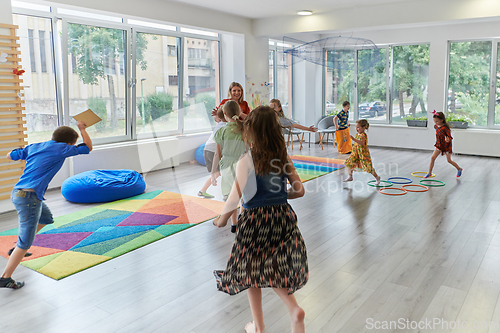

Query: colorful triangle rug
<box><xmin>0</xmin><ymin>190</ymin><xmax>224</xmax><ymax>280</ymax></box>
<box><xmin>291</xmin><ymin>155</ymin><xmax>345</xmax><ymax>182</ymax></box>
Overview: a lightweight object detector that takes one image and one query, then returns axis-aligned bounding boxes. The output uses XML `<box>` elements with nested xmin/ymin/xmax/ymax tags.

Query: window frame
<box><xmin>12</xmin><ymin>3</ymin><xmax>222</xmax><ymax>146</ymax></box>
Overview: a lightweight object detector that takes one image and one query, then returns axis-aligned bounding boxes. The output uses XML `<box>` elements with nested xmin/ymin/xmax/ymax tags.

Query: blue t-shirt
<box><xmin>336</xmin><ymin>109</ymin><xmax>349</xmax><ymax>130</ymax></box>
<box><xmin>11</xmin><ymin>140</ymin><xmax>90</xmax><ymax>200</ymax></box>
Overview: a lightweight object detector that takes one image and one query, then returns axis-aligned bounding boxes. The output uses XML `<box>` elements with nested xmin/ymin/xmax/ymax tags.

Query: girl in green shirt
<box><xmin>212</xmin><ymin>100</ymin><xmax>246</xmax><ymax>232</ymax></box>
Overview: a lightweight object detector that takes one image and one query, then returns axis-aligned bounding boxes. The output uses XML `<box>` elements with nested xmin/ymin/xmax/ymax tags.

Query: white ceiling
<box><xmin>168</xmin><ymin>0</ymin><xmax>414</xmax><ymax>19</ymax></box>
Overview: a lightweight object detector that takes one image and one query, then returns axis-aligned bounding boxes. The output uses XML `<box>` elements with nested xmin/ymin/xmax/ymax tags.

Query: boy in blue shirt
<box><xmin>0</xmin><ymin>121</ymin><xmax>92</xmax><ymax>289</ymax></box>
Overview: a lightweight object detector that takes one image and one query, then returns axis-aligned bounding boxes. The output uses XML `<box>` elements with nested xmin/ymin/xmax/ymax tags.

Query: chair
<box><xmin>317</xmin><ymin>116</ymin><xmax>336</xmax><ymax>150</ymax></box>
<box><xmin>283</xmin><ymin>126</ymin><xmax>304</xmax><ymax>150</ymax></box>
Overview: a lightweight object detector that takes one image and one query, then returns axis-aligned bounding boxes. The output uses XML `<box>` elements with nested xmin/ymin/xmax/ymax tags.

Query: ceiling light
<box><xmin>297</xmin><ymin>10</ymin><xmax>313</xmax><ymax>16</ymax></box>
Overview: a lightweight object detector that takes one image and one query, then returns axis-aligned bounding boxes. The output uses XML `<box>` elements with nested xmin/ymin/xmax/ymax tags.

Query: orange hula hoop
<box><xmin>401</xmin><ymin>184</ymin><xmax>429</xmax><ymax>192</ymax></box>
<box><xmin>378</xmin><ymin>187</ymin><xmax>407</xmax><ymax>196</ymax></box>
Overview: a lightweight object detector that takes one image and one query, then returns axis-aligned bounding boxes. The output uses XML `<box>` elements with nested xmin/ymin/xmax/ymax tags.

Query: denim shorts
<box><xmin>11</xmin><ymin>189</ymin><xmax>54</xmax><ymax>250</ymax></box>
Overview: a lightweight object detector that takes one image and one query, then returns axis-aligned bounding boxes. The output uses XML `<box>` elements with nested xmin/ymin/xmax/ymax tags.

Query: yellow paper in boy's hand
<box><xmin>72</xmin><ymin>109</ymin><xmax>102</xmax><ymax>127</ymax></box>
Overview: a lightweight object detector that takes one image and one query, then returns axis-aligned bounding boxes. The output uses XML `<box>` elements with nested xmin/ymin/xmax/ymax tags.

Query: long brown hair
<box><xmin>244</xmin><ymin>105</ymin><xmax>290</xmax><ymax>175</ymax></box>
<box><xmin>223</xmin><ymin>100</ymin><xmax>243</xmax><ymax>134</ymax></box>
<box><xmin>270</xmin><ymin>98</ymin><xmax>285</xmax><ymax>117</ymax></box>
<box><xmin>227</xmin><ymin>82</ymin><xmax>244</xmax><ymax>103</ymax></box>
<box><xmin>433</xmin><ymin>112</ymin><xmax>450</xmax><ymax>130</ymax></box>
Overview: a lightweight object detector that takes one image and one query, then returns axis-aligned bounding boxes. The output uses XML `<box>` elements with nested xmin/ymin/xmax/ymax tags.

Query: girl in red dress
<box><xmin>424</xmin><ymin>111</ymin><xmax>463</xmax><ymax>178</ymax></box>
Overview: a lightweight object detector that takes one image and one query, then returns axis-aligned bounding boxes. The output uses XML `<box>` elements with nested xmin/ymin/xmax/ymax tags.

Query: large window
<box><xmin>276</xmin><ymin>48</ymin><xmax>292</xmax><ymax>117</ymax></box>
<box><xmin>323</xmin><ymin>43</ymin><xmax>429</xmax><ymax>124</ymax></box>
<box><xmin>448</xmin><ymin>41</ymin><xmax>491</xmax><ymax>127</ymax></box>
<box><xmin>14</xmin><ymin>14</ymin><xmax>58</xmax><ymax>143</ymax></box>
<box><xmin>66</xmin><ymin>22</ymin><xmax>127</xmax><ymax>139</ymax></box>
<box><xmin>325</xmin><ymin>50</ymin><xmax>355</xmax><ymax>120</ymax></box>
<box><xmin>182</xmin><ymin>38</ymin><xmax>219</xmax><ymax>132</ymax></box>
<box><xmin>496</xmin><ymin>42</ymin><xmax>500</xmax><ymax>125</ymax></box>
<box><xmin>269</xmin><ymin>50</ymin><xmax>274</xmax><ymax>100</ymax></box>
<box><xmin>12</xmin><ymin>6</ymin><xmax>221</xmax><ymax>145</ymax></box>
<box><xmin>135</xmin><ymin>32</ymin><xmax>180</xmax><ymax>137</ymax></box>
<box><xmin>358</xmin><ymin>48</ymin><xmax>388</xmax><ymax>122</ymax></box>
<box><xmin>391</xmin><ymin>44</ymin><xmax>430</xmax><ymax>123</ymax></box>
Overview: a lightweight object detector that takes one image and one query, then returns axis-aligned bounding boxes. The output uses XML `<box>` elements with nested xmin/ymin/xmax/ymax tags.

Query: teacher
<box><xmin>212</xmin><ymin>82</ymin><xmax>251</xmax><ymax>119</ymax></box>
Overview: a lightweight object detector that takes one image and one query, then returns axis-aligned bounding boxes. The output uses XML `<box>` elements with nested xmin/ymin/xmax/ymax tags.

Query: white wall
<box><xmin>0</xmin><ymin>0</ymin><xmax>12</xmax><ymax>24</ymax></box>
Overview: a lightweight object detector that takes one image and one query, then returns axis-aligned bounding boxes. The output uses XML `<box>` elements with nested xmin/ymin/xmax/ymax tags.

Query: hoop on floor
<box><xmin>367</xmin><ymin>180</ymin><xmax>393</xmax><ymax>188</ymax></box>
<box><xmin>378</xmin><ymin>188</ymin><xmax>407</xmax><ymax>196</ymax></box>
<box><xmin>401</xmin><ymin>184</ymin><xmax>429</xmax><ymax>192</ymax></box>
<box><xmin>411</xmin><ymin>172</ymin><xmax>435</xmax><ymax>178</ymax></box>
<box><xmin>387</xmin><ymin>177</ymin><xmax>412</xmax><ymax>184</ymax></box>
<box><xmin>419</xmin><ymin>179</ymin><xmax>445</xmax><ymax>187</ymax></box>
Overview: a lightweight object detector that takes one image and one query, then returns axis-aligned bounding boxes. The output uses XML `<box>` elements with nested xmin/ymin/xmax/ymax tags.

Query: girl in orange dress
<box><xmin>424</xmin><ymin>111</ymin><xmax>462</xmax><ymax>178</ymax></box>
<box><xmin>344</xmin><ymin>119</ymin><xmax>380</xmax><ymax>184</ymax></box>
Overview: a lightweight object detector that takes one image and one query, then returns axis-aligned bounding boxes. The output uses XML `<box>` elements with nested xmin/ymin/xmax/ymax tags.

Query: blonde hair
<box><xmin>356</xmin><ymin>119</ymin><xmax>369</xmax><ymax>129</ymax></box>
<box><xmin>270</xmin><ymin>98</ymin><xmax>284</xmax><ymax>117</ymax></box>
<box><xmin>227</xmin><ymin>82</ymin><xmax>244</xmax><ymax>103</ymax></box>
<box><xmin>216</xmin><ymin>108</ymin><xmax>227</xmax><ymax>122</ymax></box>
<box><xmin>223</xmin><ymin>100</ymin><xmax>243</xmax><ymax>133</ymax></box>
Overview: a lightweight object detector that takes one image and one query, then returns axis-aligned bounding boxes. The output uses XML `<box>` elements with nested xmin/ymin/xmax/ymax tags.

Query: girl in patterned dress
<box><xmin>344</xmin><ymin>119</ymin><xmax>381</xmax><ymax>184</ymax></box>
<box><xmin>424</xmin><ymin>111</ymin><xmax>462</xmax><ymax>178</ymax></box>
<box><xmin>213</xmin><ymin>105</ymin><xmax>308</xmax><ymax>333</ymax></box>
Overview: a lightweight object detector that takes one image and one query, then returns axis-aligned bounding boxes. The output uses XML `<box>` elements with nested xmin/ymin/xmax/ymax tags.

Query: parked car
<box><xmin>358</xmin><ymin>101</ymin><xmax>386</xmax><ymax>118</ymax></box>
<box><xmin>326</xmin><ymin>101</ymin><xmax>336</xmax><ymax>113</ymax></box>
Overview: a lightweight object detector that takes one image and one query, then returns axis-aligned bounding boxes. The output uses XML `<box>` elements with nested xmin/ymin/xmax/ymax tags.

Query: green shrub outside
<box><xmin>87</xmin><ymin>97</ymin><xmax>107</xmax><ymax>132</ymax></box>
<box><xmin>145</xmin><ymin>92</ymin><xmax>174</xmax><ymax>122</ymax></box>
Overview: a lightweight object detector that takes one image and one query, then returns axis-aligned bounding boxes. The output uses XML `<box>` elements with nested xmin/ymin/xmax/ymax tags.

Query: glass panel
<box><xmin>325</xmin><ymin>50</ymin><xmax>355</xmax><ymax>119</ymax></box>
<box><xmin>357</xmin><ymin>48</ymin><xmax>387</xmax><ymax>121</ymax></box>
<box><xmin>269</xmin><ymin>50</ymin><xmax>274</xmax><ymax>100</ymax></box>
<box><xmin>392</xmin><ymin>44</ymin><xmax>430</xmax><ymax>123</ymax></box>
<box><xmin>135</xmin><ymin>32</ymin><xmax>180</xmax><ymax>136</ymax></box>
<box><xmin>448</xmin><ymin>41</ymin><xmax>491</xmax><ymax>127</ymax></box>
<box><xmin>182</xmin><ymin>37</ymin><xmax>219</xmax><ymax>132</ymax></box>
<box><xmin>58</xmin><ymin>9</ymin><xmax>123</xmax><ymax>23</ymax></box>
<box><xmin>448</xmin><ymin>41</ymin><xmax>491</xmax><ymax>126</ymax></box>
<box><xmin>276</xmin><ymin>51</ymin><xmax>292</xmax><ymax>117</ymax></box>
<box><xmin>496</xmin><ymin>42</ymin><xmax>500</xmax><ymax>125</ymax></box>
<box><xmin>14</xmin><ymin>14</ymin><xmax>58</xmax><ymax>143</ymax></box>
<box><xmin>128</xmin><ymin>19</ymin><xmax>176</xmax><ymax>31</ymax></box>
<box><xmin>12</xmin><ymin>1</ymin><xmax>51</xmax><ymax>12</ymax></box>
<box><xmin>66</xmin><ymin>23</ymin><xmax>127</xmax><ymax>138</ymax></box>
<box><xmin>180</xmin><ymin>27</ymin><xmax>218</xmax><ymax>37</ymax></box>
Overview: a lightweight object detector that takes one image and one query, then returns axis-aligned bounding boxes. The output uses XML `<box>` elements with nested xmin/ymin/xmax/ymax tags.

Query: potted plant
<box><xmin>406</xmin><ymin>115</ymin><xmax>427</xmax><ymax>127</ymax></box>
<box><xmin>446</xmin><ymin>113</ymin><xmax>470</xmax><ymax>129</ymax></box>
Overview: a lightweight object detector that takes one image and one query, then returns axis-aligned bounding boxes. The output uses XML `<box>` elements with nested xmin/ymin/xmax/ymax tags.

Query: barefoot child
<box><xmin>213</xmin><ymin>105</ymin><xmax>308</xmax><ymax>333</ymax></box>
<box><xmin>1</xmin><ymin>122</ymin><xmax>92</xmax><ymax>289</ymax></box>
<box><xmin>198</xmin><ymin>108</ymin><xmax>227</xmax><ymax>198</ymax></box>
<box><xmin>212</xmin><ymin>100</ymin><xmax>246</xmax><ymax>233</ymax></box>
<box><xmin>424</xmin><ymin>111</ymin><xmax>462</xmax><ymax>178</ymax></box>
<box><xmin>344</xmin><ymin>119</ymin><xmax>380</xmax><ymax>184</ymax></box>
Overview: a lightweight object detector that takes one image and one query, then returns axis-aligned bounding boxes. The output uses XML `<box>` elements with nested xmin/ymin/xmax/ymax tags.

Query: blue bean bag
<box><xmin>61</xmin><ymin>169</ymin><xmax>146</xmax><ymax>203</ymax></box>
<box><xmin>195</xmin><ymin>143</ymin><xmax>206</xmax><ymax>166</ymax></box>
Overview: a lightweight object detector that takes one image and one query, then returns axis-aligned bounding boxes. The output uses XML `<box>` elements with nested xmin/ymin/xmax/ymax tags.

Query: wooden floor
<box><xmin>1</xmin><ymin>142</ymin><xmax>499</xmax><ymax>333</ymax></box>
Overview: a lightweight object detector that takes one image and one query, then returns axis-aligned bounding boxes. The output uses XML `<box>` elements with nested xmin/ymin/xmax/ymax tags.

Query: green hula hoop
<box><xmin>367</xmin><ymin>180</ymin><xmax>393</xmax><ymax>188</ymax></box>
<box><xmin>419</xmin><ymin>179</ymin><xmax>445</xmax><ymax>187</ymax></box>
